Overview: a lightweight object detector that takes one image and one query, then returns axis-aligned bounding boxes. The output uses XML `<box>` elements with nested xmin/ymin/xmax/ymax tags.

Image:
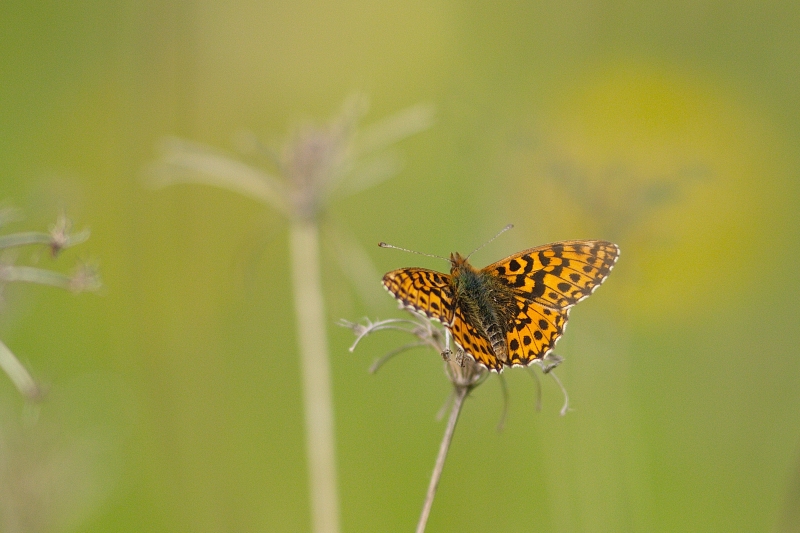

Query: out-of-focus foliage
<box><xmin>1</xmin><ymin>1</ymin><xmax>799</xmax><ymax>532</ymax></box>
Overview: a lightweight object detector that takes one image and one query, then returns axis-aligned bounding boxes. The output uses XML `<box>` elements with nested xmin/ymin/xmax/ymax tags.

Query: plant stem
<box><xmin>416</xmin><ymin>384</ymin><xmax>469</xmax><ymax>533</ymax></box>
<box><xmin>0</xmin><ymin>232</ymin><xmax>52</xmax><ymax>249</ymax></box>
<box><xmin>289</xmin><ymin>220</ymin><xmax>340</xmax><ymax>533</ymax></box>
<box><xmin>0</xmin><ymin>338</ymin><xmax>40</xmax><ymax>399</ymax></box>
<box><xmin>0</xmin><ymin>266</ymin><xmax>73</xmax><ymax>289</ymax></box>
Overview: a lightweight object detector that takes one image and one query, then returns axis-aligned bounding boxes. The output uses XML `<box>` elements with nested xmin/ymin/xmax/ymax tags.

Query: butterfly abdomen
<box><xmin>484</xmin><ymin>322</ymin><xmax>507</xmax><ymax>362</ymax></box>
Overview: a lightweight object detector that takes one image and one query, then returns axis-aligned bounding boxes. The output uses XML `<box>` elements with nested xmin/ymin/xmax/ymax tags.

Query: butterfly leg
<box><xmin>440</xmin><ymin>346</ymin><xmax>467</xmax><ymax>367</ymax></box>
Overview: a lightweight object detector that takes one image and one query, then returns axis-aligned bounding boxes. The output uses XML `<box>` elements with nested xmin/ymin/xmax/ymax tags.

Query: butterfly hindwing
<box><xmin>506</xmin><ymin>296</ymin><xmax>569</xmax><ymax>366</ymax></box>
<box><xmin>382</xmin><ymin>268</ymin><xmax>455</xmax><ymax>325</ymax></box>
<box><xmin>450</xmin><ymin>307</ymin><xmax>502</xmax><ymax>371</ymax></box>
<box><xmin>484</xmin><ymin>240</ymin><xmax>619</xmax><ymax>310</ymax></box>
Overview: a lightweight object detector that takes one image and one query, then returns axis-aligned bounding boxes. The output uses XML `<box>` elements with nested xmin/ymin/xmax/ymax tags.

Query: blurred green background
<box><xmin>2</xmin><ymin>1</ymin><xmax>800</xmax><ymax>531</ymax></box>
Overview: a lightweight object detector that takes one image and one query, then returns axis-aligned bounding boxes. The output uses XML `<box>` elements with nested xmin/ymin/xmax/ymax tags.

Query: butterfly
<box><xmin>382</xmin><ymin>240</ymin><xmax>619</xmax><ymax>372</ymax></box>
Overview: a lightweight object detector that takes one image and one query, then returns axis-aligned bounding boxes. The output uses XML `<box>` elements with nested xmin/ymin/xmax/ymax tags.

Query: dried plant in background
<box><xmin>0</xmin><ymin>209</ymin><xmax>100</xmax><ymax>399</ymax></box>
<box><xmin>146</xmin><ymin>95</ymin><xmax>434</xmax><ymax>533</ymax></box>
<box><xmin>544</xmin><ymin>160</ymin><xmax>708</xmax><ymax>241</ymax></box>
<box><xmin>341</xmin><ymin>314</ymin><xmax>569</xmax><ymax>533</ymax></box>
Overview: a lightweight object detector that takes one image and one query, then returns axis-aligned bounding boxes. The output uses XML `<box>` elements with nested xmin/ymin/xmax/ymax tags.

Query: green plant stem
<box><xmin>0</xmin><ymin>229</ymin><xmax>90</xmax><ymax>251</ymax></box>
<box><xmin>289</xmin><ymin>220</ymin><xmax>340</xmax><ymax>533</ymax></box>
<box><xmin>0</xmin><ymin>232</ymin><xmax>52</xmax><ymax>249</ymax></box>
<box><xmin>0</xmin><ymin>339</ymin><xmax>40</xmax><ymax>399</ymax></box>
<box><xmin>0</xmin><ymin>266</ymin><xmax>74</xmax><ymax>289</ymax></box>
<box><xmin>416</xmin><ymin>384</ymin><xmax>469</xmax><ymax>533</ymax></box>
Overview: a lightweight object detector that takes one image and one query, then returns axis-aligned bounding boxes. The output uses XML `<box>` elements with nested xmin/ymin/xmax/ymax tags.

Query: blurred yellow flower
<box><xmin>509</xmin><ymin>63</ymin><xmax>781</xmax><ymax>319</ymax></box>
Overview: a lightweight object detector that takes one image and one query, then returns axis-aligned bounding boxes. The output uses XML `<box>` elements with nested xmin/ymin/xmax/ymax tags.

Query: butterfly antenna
<box><xmin>378</xmin><ymin>242</ymin><xmax>450</xmax><ymax>263</ymax></box>
<box><xmin>465</xmin><ymin>224</ymin><xmax>514</xmax><ymax>260</ymax></box>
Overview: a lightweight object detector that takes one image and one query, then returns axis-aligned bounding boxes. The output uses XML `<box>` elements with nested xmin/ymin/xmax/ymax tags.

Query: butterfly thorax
<box><xmin>449</xmin><ymin>252</ymin><xmax>516</xmax><ymax>363</ymax></box>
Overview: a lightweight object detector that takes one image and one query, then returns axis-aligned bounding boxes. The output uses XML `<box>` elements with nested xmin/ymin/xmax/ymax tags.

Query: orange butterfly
<box><xmin>382</xmin><ymin>240</ymin><xmax>619</xmax><ymax>372</ymax></box>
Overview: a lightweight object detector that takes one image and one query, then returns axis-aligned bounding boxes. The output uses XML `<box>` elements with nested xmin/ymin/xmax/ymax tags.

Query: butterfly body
<box><xmin>382</xmin><ymin>240</ymin><xmax>619</xmax><ymax>372</ymax></box>
<box><xmin>448</xmin><ymin>252</ymin><xmax>516</xmax><ymax>364</ymax></box>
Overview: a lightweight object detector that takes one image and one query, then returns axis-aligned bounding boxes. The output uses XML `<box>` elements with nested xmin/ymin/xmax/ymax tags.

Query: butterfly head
<box><xmin>449</xmin><ymin>224</ymin><xmax>513</xmax><ymax>275</ymax></box>
<box><xmin>449</xmin><ymin>252</ymin><xmax>482</xmax><ymax>281</ymax></box>
<box><xmin>449</xmin><ymin>251</ymin><xmax>468</xmax><ymax>273</ymax></box>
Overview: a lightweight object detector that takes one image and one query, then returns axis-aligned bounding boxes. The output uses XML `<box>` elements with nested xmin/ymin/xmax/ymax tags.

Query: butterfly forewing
<box><xmin>484</xmin><ymin>240</ymin><xmax>619</xmax><ymax>310</ymax></box>
<box><xmin>382</xmin><ymin>268</ymin><xmax>455</xmax><ymax>325</ymax></box>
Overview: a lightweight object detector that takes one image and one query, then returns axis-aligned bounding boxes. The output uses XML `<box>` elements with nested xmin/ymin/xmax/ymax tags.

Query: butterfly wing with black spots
<box><xmin>484</xmin><ymin>240</ymin><xmax>619</xmax><ymax>310</ymax></box>
<box><xmin>382</xmin><ymin>268</ymin><xmax>455</xmax><ymax>325</ymax></box>
<box><xmin>505</xmin><ymin>296</ymin><xmax>570</xmax><ymax>366</ymax></box>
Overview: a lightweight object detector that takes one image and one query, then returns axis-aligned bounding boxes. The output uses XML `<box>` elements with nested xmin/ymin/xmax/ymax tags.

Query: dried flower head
<box><xmin>0</xmin><ymin>208</ymin><xmax>98</xmax><ymax>399</ymax></box>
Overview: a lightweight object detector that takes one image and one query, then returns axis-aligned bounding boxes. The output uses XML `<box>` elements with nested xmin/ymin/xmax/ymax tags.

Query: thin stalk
<box><xmin>416</xmin><ymin>384</ymin><xmax>469</xmax><ymax>533</ymax></box>
<box><xmin>0</xmin><ymin>232</ymin><xmax>53</xmax><ymax>249</ymax></box>
<box><xmin>0</xmin><ymin>266</ymin><xmax>74</xmax><ymax>289</ymax></box>
<box><xmin>496</xmin><ymin>373</ymin><xmax>509</xmax><ymax>432</ymax></box>
<box><xmin>0</xmin><ymin>228</ymin><xmax>91</xmax><ymax>252</ymax></box>
<box><xmin>289</xmin><ymin>220</ymin><xmax>340</xmax><ymax>533</ymax></box>
<box><xmin>0</xmin><ymin>338</ymin><xmax>40</xmax><ymax>399</ymax></box>
<box><xmin>368</xmin><ymin>341</ymin><xmax>426</xmax><ymax>374</ymax></box>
